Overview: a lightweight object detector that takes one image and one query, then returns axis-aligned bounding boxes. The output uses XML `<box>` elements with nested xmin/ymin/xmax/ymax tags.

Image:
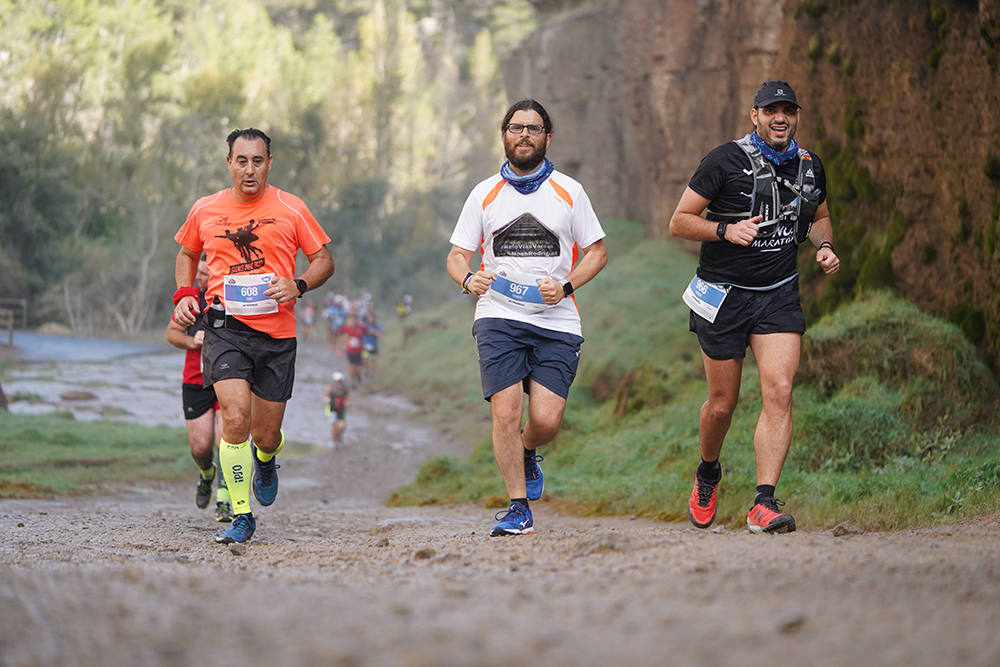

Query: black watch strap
<box><xmin>295</xmin><ymin>278</ymin><xmax>308</xmax><ymax>297</ymax></box>
<box><xmin>562</xmin><ymin>281</ymin><xmax>574</xmax><ymax>297</ymax></box>
<box><xmin>716</xmin><ymin>222</ymin><xmax>728</xmax><ymax>241</ymax></box>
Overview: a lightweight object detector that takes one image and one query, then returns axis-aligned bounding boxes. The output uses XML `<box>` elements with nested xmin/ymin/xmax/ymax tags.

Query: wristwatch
<box><xmin>716</xmin><ymin>222</ymin><xmax>729</xmax><ymax>241</ymax></box>
<box><xmin>295</xmin><ymin>278</ymin><xmax>308</xmax><ymax>297</ymax></box>
<box><xmin>562</xmin><ymin>281</ymin><xmax>574</xmax><ymax>297</ymax></box>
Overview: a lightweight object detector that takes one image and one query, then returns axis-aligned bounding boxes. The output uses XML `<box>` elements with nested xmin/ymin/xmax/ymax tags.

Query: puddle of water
<box><xmin>8</xmin><ymin>331</ymin><xmax>164</xmax><ymax>362</ymax></box>
<box><xmin>3</xmin><ymin>334</ymin><xmax>442</xmax><ymax>456</ymax></box>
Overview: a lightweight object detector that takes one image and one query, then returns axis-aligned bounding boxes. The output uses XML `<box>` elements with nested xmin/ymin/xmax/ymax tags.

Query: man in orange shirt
<box><xmin>173</xmin><ymin>128</ymin><xmax>334</xmax><ymax>544</ymax></box>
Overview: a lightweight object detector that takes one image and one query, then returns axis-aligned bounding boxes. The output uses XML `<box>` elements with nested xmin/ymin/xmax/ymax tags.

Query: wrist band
<box><xmin>818</xmin><ymin>241</ymin><xmax>835</xmax><ymax>253</ymax></box>
<box><xmin>461</xmin><ymin>272</ymin><xmax>473</xmax><ymax>293</ymax></box>
<box><xmin>173</xmin><ymin>286</ymin><xmax>200</xmax><ymax>305</ymax></box>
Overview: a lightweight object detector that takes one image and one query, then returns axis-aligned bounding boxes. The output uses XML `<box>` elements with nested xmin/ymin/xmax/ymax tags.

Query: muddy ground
<box><xmin>1</xmin><ymin>334</ymin><xmax>999</xmax><ymax>666</ymax></box>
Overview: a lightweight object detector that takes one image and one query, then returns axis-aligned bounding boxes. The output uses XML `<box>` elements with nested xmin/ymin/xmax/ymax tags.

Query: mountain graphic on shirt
<box><xmin>493</xmin><ymin>213</ymin><xmax>559</xmax><ymax>257</ymax></box>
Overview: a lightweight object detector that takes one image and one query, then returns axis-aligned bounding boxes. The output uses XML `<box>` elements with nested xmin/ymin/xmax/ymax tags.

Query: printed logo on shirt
<box><xmin>493</xmin><ymin>213</ymin><xmax>559</xmax><ymax>257</ymax></box>
<box><xmin>216</xmin><ymin>218</ymin><xmax>275</xmax><ymax>273</ymax></box>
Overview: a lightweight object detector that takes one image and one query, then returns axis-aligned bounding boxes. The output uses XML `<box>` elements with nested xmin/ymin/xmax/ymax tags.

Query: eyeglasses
<box><xmin>506</xmin><ymin>123</ymin><xmax>545</xmax><ymax>136</ymax></box>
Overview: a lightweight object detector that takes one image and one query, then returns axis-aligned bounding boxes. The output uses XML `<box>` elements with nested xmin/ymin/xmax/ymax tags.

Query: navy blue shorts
<box><xmin>472</xmin><ymin>318</ymin><xmax>584</xmax><ymax>401</ymax></box>
<box><xmin>689</xmin><ymin>277</ymin><xmax>805</xmax><ymax>360</ymax></box>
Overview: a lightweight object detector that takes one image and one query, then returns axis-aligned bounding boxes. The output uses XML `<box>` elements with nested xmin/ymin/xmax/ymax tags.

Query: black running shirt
<box><xmin>688</xmin><ymin>140</ymin><xmax>826</xmax><ymax>288</ymax></box>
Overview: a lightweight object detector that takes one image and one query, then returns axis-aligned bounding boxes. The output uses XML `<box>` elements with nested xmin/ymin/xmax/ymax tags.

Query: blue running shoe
<box><xmin>251</xmin><ymin>444</ymin><xmax>279</xmax><ymax>506</ymax></box>
<box><xmin>490</xmin><ymin>501</ymin><xmax>534</xmax><ymax>537</ymax></box>
<box><xmin>216</xmin><ymin>513</ymin><xmax>255</xmax><ymax>544</ymax></box>
<box><xmin>524</xmin><ymin>449</ymin><xmax>544</xmax><ymax>501</ymax></box>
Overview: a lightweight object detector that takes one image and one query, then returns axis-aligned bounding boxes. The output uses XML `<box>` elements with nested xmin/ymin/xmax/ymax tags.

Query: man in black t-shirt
<box><xmin>668</xmin><ymin>80</ymin><xmax>840</xmax><ymax>534</ymax></box>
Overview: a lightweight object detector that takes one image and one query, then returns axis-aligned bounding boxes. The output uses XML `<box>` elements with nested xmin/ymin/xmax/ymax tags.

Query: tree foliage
<box><xmin>0</xmin><ymin>0</ymin><xmax>535</xmax><ymax>333</ymax></box>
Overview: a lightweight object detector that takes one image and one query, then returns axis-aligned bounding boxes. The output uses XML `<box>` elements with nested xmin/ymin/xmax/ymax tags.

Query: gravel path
<box><xmin>1</xmin><ymin>336</ymin><xmax>999</xmax><ymax>666</ymax></box>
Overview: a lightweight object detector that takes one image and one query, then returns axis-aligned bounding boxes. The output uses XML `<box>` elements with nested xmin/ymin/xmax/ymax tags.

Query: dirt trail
<box><xmin>2</xmin><ymin>335</ymin><xmax>1000</xmax><ymax>666</ymax></box>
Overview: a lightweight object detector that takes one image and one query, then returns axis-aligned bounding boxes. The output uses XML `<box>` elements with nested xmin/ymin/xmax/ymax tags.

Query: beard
<box><xmin>504</xmin><ymin>140</ymin><xmax>547</xmax><ymax>172</ymax></box>
<box><xmin>762</xmin><ymin>124</ymin><xmax>797</xmax><ymax>152</ymax></box>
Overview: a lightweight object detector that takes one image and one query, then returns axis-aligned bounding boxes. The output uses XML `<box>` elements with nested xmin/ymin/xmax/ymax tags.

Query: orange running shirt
<box><xmin>175</xmin><ymin>186</ymin><xmax>331</xmax><ymax>339</ymax></box>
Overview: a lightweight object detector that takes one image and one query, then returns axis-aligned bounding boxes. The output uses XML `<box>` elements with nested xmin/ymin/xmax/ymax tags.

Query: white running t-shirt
<box><xmin>450</xmin><ymin>169</ymin><xmax>605</xmax><ymax>337</ymax></box>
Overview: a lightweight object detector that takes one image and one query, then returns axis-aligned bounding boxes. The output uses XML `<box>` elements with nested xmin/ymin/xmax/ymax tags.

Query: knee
<box><xmin>252</xmin><ymin>428</ymin><xmax>283</xmax><ymax>452</ymax></box>
<box><xmin>762</xmin><ymin>379</ymin><xmax>794</xmax><ymax>411</ymax></box>
<box><xmin>527</xmin><ymin>417</ymin><xmax>562</xmax><ymax>444</ymax></box>
<box><xmin>220</xmin><ymin>408</ymin><xmax>251</xmax><ymax>443</ymax></box>
<box><xmin>704</xmin><ymin>394</ymin><xmax>738</xmax><ymax>421</ymax></box>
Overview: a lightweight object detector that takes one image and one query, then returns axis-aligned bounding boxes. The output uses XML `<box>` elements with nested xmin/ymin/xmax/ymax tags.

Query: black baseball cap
<box><xmin>753</xmin><ymin>80</ymin><xmax>800</xmax><ymax>108</ymax></box>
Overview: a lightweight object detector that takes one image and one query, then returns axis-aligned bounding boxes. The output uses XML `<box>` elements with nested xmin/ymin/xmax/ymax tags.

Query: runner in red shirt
<box><xmin>338</xmin><ymin>313</ymin><xmax>366</xmax><ymax>387</ymax></box>
<box><xmin>165</xmin><ymin>256</ymin><xmax>231</xmax><ymax>522</ymax></box>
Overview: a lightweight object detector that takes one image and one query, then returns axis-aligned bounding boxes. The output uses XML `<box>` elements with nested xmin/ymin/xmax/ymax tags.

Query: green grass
<box><xmin>0</xmin><ymin>413</ymin><xmax>193</xmax><ymax>497</ymax></box>
<box><xmin>383</xmin><ymin>219</ymin><xmax>1000</xmax><ymax>530</ymax></box>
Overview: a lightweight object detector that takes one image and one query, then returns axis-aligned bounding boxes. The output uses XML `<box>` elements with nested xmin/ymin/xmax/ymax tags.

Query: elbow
<box><xmin>667</xmin><ymin>215</ymin><xmax>682</xmax><ymax>238</ymax></box>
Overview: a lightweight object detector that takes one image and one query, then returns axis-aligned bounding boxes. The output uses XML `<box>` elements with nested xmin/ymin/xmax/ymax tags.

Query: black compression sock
<box><xmin>510</xmin><ymin>498</ymin><xmax>529</xmax><ymax>508</ymax></box>
<box><xmin>754</xmin><ymin>484</ymin><xmax>776</xmax><ymax>504</ymax></box>
<box><xmin>697</xmin><ymin>459</ymin><xmax>722</xmax><ymax>482</ymax></box>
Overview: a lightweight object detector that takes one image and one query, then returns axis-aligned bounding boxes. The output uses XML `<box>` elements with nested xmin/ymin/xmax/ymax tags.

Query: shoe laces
<box><xmin>494</xmin><ymin>503</ymin><xmax>529</xmax><ymax>523</ymax></box>
<box><xmin>756</xmin><ymin>496</ymin><xmax>786</xmax><ymax>513</ymax></box>
<box><xmin>257</xmin><ymin>458</ymin><xmax>279</xmax><ymax>485</ymax></box>
<box><xmin>694</xmin><ymin>473</ymin><xmax>719</xmax><ymax>505</ymax></box>
<box><xmin>524</xmin><ymin>451</ymin><xmax>544</xmax><ymax>473</ymax></box>
<box><xmin>230</xmin><ymin>514</ymin><xmax>252</xmax><ymax>533</ymax></box>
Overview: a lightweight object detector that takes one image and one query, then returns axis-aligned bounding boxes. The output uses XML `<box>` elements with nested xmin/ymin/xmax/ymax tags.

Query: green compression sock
<box><xmin>220</xmin><ymin>438</ymin><xmax>252</xmax><ymax>515</ymax></box>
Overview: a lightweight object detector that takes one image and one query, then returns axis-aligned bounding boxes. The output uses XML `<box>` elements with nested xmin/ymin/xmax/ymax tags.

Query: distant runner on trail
<box><xmin>338</xmin><ymin>313</ymin><xmax>366</xmax><ymax>387</ymax></box>
<box><xmin>324</xmin><ymin>371</ymin><xmax>349</xmax><ymax>446</ymax></box>
<box><xmin>668</xmin><ymin>80</ymin><xmax>840</xmax><ymax>534</ymax></box>
<box><xmin>447</xmin><ymin>99</ymin><xmax>608</xmax><ymax>537</ymax></box>
<box><xmin>173</xmin><ymin>127</ymin><xmax>334</xmax><ymax>545</ymax></box>
<box><xmin>165</xmin><ymin>255</ymin><xmax>232</xmax><ymax>522</ymax></box>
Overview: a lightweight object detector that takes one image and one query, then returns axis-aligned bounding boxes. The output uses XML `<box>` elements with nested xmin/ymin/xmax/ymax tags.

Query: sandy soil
<box><xmin>2</xmin><ymin>336</ymin><xmax>999</xmax><ymax>666</ymax></box>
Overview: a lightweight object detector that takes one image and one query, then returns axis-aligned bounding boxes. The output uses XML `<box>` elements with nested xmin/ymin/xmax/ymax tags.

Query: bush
<box><xmin>792</xmin><ymin>381</ymin><xmax>907</xmax><ymax>471</ymax></box>
<box><xmin>799</xmin><ymin>291</ymin><xmax>998</xmax><ymax>427</ymax></box>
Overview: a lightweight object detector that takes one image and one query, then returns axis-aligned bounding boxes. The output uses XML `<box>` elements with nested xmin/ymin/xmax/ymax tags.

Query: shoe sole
<box><xmin>746</xmin><ymin>516</ymin><xmax>797</xmax><ymax>534</ymax></box>
<box><xmin>215</xmin><ymin>534</ymin><xmax>252</xmax><ymax>544</ymax></box>
<box><xmin>489</xmin><ymin>527</ymin><xmax>534</xmax><ymax>537</ymax></box>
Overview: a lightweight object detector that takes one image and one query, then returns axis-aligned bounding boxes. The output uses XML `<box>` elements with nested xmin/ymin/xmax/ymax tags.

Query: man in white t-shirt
<box><xmin>447</xmin><ymin>99</ymin><xmax>608</xmax><ymax>537</ymax></box>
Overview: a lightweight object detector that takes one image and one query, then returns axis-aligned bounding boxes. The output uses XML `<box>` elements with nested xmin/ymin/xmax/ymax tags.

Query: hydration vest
<box><xmin>707</xmin><ymin>134</ymin><xmax>820</xmax><ymax>245</ymax></box>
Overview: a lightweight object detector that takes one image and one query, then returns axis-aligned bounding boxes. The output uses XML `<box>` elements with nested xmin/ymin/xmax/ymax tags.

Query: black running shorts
<box><xmin>472</xmin><ymin>317</ymin><xmax>584</xmax><ymax>401</ymax></box>
<box><xmin>688</xmin><ymin>277</ymin><xmax>805</xmax><ymax>360</ymax></box>
<box><xmin>181</xmin><ymin>383</ymin><xmax>218</xmax><ymax>420</ymax></box>
<box><xmin>202</xmin><ymin>326</ymin><xmax>297</xmax><ymax>402</ymax></box>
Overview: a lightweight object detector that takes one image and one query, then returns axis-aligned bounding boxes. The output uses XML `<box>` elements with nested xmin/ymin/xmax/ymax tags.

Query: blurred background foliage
<box><xmin>0</xmin><ymin>0</ymin><xmax>536</xmax><ymax>334</ymax></box>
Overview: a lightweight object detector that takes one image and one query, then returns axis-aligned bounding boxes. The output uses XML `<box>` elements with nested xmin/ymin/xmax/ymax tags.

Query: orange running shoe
<box><xmin>687</xmin><ymin>471</ymin><xmax>721</xmax><ymax>528</ymax></box>
<box><xmin>746</xmin><ymin>496</ymin><xmax>796</xmax><ymax>534</ymax></box>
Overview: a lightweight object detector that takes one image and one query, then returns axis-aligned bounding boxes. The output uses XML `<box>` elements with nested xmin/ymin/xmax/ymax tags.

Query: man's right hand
<box><xmin>725</xmin><ymin>215</ymin><xmax>762</xmax><ymax>246</ymax></box>
<box><xmin>174</xmin><ymin>296</ymin><xmax>199</xmax><ymax>327</ymax></box>
<box><xmin>464</xmin><ymin>270</ymin><xmax>495</xmax><ymax>297</ymax></box>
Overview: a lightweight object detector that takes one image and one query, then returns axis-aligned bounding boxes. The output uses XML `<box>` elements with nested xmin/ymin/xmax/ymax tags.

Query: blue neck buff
<box><xmin>750</xmin><ymin>131</ymin><xmax>799</xmax><ymax>166</ymax></box>
<box><xmin>500</xmin><ymin>158</ymin><xmax>554</xmax><ymax>195</ymax></box>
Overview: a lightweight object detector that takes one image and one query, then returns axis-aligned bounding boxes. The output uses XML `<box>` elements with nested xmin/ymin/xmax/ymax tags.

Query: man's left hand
<box><xmin>265</xmin><ymin>277</ymin><xmax>300</xmax><ymax>303</ymax></box>
<box><xmin>817</xmin><ymin>247</ymin><xmax>840</xmax><ymax>275</ymax></box>
<box><xmin>537</xmin><ymin>277</ymin><xmax>564</xmax><ymax>305</ymax></box>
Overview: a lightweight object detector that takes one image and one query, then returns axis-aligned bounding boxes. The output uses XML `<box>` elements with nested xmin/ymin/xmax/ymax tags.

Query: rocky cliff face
<box><xmin>505</xmin><ymin>0</ymin><xmax>1000</xmax><ymax>372</ymax></box>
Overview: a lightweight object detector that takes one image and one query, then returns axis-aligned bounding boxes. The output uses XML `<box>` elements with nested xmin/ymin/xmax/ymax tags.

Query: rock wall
<box><xmin>504</xmin><ymin>0</ymin><xmax>1000</xmax><ymax>371</ymax></box>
